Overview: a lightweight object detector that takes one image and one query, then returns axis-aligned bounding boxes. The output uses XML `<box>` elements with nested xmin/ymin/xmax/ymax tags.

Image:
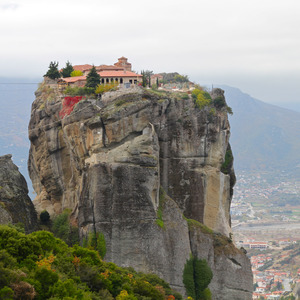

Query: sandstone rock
<box><xmin>28</xmin><ymin>85</ymin><xmax>252</xmax><ymax>298</ymax></box>
<box><xmin>0</xmin><ymin>154</ymin><xmax>38</xmax><ymax>232</ymax></box>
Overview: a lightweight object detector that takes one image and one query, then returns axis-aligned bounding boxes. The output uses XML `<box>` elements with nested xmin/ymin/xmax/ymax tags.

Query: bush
<box><xmin>115</xmin><ymin>99</ymin><xmax>126</xmax><ymax>107</ymax></box>
<box><xmin>40</xmin><ymin>210</ymin><xmax>50</xmax><ymax>224</ymax></box>
<box><xmin>0</xmin><ymin>224</ymin><xmax>182</xmax><ymax>300</ymax></box>
<box><xmin>212</xmin><ymin>96</ymin><xmax>226</xmax><ymax>108</ymax></box>
<box><xmin>95</xmin><ymin>82</ymin><xmax>119</xmax><ymax>95</ymax></box>
<box><xmin>192</xmin><ymin>89</ymin><xmax>212</xmax><ymax>110</ymax></box>
<box><xmin>51</xmin><ymin>211</ymin><xmax>79</xmax><ymax>246</ymax></box>
<box><xmin>64</xmin><ymin>86</ymin><xmax>94</xmax><ymax>96</ymax></box>
<box><xmin>181</xmin><ymin>93</ymin><xmax>189</xmax><ymax>100</ymax></box>
<box><xmin>0</xmin><ymin>226</ymin><xmax>42</xmax><ymax>262</ymax></box>
<box><xmin>70</xmin><ymin>70</ymin><xmax>83</xmax><ymax>77</ymax></box>
<box><xmin>59</xmin><ymin>96</ymin><xmax>84</xmax><ymax>119</ymax></box>
<box><xmin>183</xmin><ymin>256</ymin><xmax>213</xmax><ymax>300</ymax></box>
<box><xmin>0</xmin><ymin>286</ymin><xmax>14</xmax><ymax>300</ymax></box>
<box><xmin>221</xmin><ymin>147</ymin><xmax>233</xmax><ymax>174</ymax></box>
<box><xmin>83</xmin><ymin>232</ymin><xmax>106</xmax><ymax>259</ymax></box>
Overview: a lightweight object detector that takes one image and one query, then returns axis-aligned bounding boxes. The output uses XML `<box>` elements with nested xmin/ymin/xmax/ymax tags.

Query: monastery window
<box><xmin>120</xmin><ymin>78</ymin><xmax>123</xmax><ymax>84</ymax></box>
<box><xmin>129</xmin><ymin>80</ymin><xmax>132</xmax><ymax>84</ymax></box>
<box><xmin>106</xmin><ymin>78</ymin><xmax>109</xmax><ymax>83</ymax></box>
<box><xmin>115</xmin><ymin>78</ymin><xmax>118</xmax><ymax>82</ymax></box>
<box><xmin>101</xmin><ymin>78</ymin><xmax>105</xmax><ymax>84</ymax></box>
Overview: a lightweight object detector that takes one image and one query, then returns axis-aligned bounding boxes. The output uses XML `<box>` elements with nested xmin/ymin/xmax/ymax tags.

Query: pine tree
<box><xmin>44</xmin><ymin>61</ymin><xmax>61</xmax><ymax>79</ymax></box>
<box><xmin>60</xmin><ymin>61</ymin><xmax>74</xmax><ymax>78</ymax></box>
<box><xmin>85</xmin><ymin>66</ymin><xmax>100</xmax><ymax>89</ymax></box>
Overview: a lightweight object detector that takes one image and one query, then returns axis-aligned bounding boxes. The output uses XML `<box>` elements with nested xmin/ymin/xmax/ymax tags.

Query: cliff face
<box><xmin>28</xmin><ymin>85</ymin><xmax>252</xmax><ymax>298</ymax></box>
<box><xmin>0</xmin><ymin>154</ymin><xmax>38</xmax><ymax>232</ymax></box>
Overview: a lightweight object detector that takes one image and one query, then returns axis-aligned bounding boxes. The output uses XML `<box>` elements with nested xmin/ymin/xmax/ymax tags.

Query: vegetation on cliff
<box><xmin>0</xmin><ymin>224</ymin><xmax>183</xmax><ymax>300</ymax></box>
<box><xmin>183</xmin><ymin>256</ymin><xmax>212</xmax><ymax>300</ymax></box>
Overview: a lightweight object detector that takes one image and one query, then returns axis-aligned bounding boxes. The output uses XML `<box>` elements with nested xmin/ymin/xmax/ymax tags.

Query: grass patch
<box><xmin>183</xmin><ymin>216</ymin><xmax>213</xmax><ymax>234</ymax></box>
<box><xmin>183</xmin><ymin>215</ymin><xmax>240</xmax><ymax>256</ymax></box>
<box><xmin>114</xmin><ymin>99</ymin><xmax>126</xmax><ymax>107</ymax></box>
<box><xmin>156</xmin><ymin>187</ymin><xmax>167</xmax><ymax>229</ymax></box>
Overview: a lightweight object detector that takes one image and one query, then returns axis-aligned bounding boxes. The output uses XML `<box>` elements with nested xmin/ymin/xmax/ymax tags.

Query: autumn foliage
<box><xmin>59</xmin><ymin>96</ymin><xmax>83</xmax><ymax>118</ymax></box>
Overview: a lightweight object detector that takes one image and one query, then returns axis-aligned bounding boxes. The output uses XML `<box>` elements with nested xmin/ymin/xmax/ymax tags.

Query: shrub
<box><xmin>64</xmin><ymin>86</ymin><xmax>94</xmax><ymax>96</ymax></box>
<box><xmin>70</xmin><ymin>70</ymin><xmax>83</xmax><ymax>77</ymax></box>
<box><xmin>156</xmin><ymin>187</ymin><xmax>167</xmax><ymax>229</ymax></box>
<box><xmin>212</xmin><ymin>96</ymin><xmax>226</xmax><ymax>108</ymax></box>
<box><xmin>133</xmin><ymin>279</ymin><xmax>164</xmax><ymax>300</ymax></box>
<box><xmin>192</xmin><ymin>89</ymin><xmax>212</xmax><ymax>110</ymax></box>
<box><xmin>95</xmin><ymin>82</ymin><xmax>119</xmax><ymax>95</ymax></box>
<box><xmin>0</xmin><ymin>226</ymin><xmax>42</xmax><ymax>262</ymax></box>
<box><xmin>183</xmin><ymin>256</ymin><xmax>213</xmax><ymax>300</ymax></box>
<box><xmin>0</xmin><ymin>286</ymin><xmax>14</xmax><ymax>300</ymax></box>
<box><xmin>226</xmin><ymin>106</ymin><xmax>233</xmax><ymax>115</ymax></box>
<box><xmin>151</xmin><ymin>83</ymin><xmax>158</xmax><ymax>90</ymax></box>
<box><xmin>221</xmin><ymin>147</ymin><xmax>233</xmax><ymax>174</ymax></box>
<box><xmin>115</xmin><ymin>99</ymin><xmax>126</xmax><ymax>107</ymax></box>
<box><xmin>174</xmin><ymin>74</ymin><xmax>189</xmax><ymax>83</ymax></box>
<box><xmin>59</xmin><ymin>96</ymin><xmax>83</xmax><ymax>119</ymax></box>
<box><xmin>40</xmin><ymin>210</ymin><xmax>50</xmax><ymax>224</ymax></box>
<box><xmin>51</xmin><ymin>210</ymin><xmax>79</xmax><ymax>246</ymax></box>
<box><xmin>34</xmin><ymin>267</ymin><xmax>59</xmax><ymax>298</ymax></box>
<box><xmin>83</xmin><ymin>231</ymin><xmax>106</xmax><ymax>259</ymax></box>
<box><xmin>181</xmin><ymin>93</ymin><xmax>189</xmax><ymax>100</ymax></box>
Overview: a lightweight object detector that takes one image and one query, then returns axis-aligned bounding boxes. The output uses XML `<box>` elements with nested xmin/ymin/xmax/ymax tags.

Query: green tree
<box><xmin>60</xmin><ymin>61</ymin><xmax>74</xmax><ymax>78</ymax></box>
<box><xmin>51</xmin><ymin>210</ymin><xmax>79</xmax><ymax>246</ymax></box>
<box><xmin>183</xmin><ymin>256</ymin><xmax>213</xmax><ymax>300</ymax></box>
<box><xmin>84</xmin><ymin>231</ymin><xmax>106</xmax><ymax>259</ymax></box>
<box><xmin>0</xmin><ymin>286</ymin><xmax>14</xmax><ymax>300</ymax></box>
<box><xmin>44</xmin><ymin>61</ymin><xmax>61</xmax><ymax>79</ymax></box>
<box><xmin>174</xmin><ymin>74</ymin><xmax>189</xmax><ymax>83</ymax></box>
<box><xmin>85</xmin><ymin>66</ymin><xmax>100</xmax><ymax>89</ymax></box>
<box><xmin>141</xmin><ymin>70</ymin><xmax>153</xmax><ymax>87</ymax></box>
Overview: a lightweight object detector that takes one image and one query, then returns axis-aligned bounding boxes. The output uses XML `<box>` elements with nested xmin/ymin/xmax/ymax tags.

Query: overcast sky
<box><xmin>1</xmin><ymin>0</ymin><xmax>300</xmax><ymax>107</ymax></box>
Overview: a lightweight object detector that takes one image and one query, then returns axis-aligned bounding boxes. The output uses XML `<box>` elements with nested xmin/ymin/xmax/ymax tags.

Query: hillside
<box><xmin>219</xmin><ymin>85</ymin><xmax>300</xmax><ymax>174</ymax></box>
<box><xmin>0</xmin><ymin>224</ymin><xmax>182</xmax><ymax>300</ymax></box>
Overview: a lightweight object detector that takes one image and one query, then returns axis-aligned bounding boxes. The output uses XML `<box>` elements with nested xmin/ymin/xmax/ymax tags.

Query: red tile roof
<box><xmin>59</xmin><ymin>76</ymin><xmax>86</xmax><ymax>83</ymax></box>
<box><xmin>96</xmin><ymin>65</ymin><xmax>124</xmax><ymax>71</ymax></box>
<box><xmin>73</xmin><ymin>64</ymin><xmax>93</xmax><ymax>72</ymax></box>
<box><xmin>99</xmin><ymin>71</ymin><xmax>142</xmax><ymax>77</ymax></box>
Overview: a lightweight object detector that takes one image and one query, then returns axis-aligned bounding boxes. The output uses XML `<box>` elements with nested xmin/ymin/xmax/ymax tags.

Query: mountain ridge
<box><xmin>218</xmin><ymin>85</ymin><xmax>300</xmax><ymax>173</ymax></box>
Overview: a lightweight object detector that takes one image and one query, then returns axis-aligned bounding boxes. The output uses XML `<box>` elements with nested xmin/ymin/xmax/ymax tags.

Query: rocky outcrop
<box><xmin>28</xmin><ymin>84</ymin><xmax>252</xmax><ymax>298</ymax></box>
<box><xmin>0</xmin><ymin>154</ymin><xmax>38</xmax><ymax>232</ymax></box>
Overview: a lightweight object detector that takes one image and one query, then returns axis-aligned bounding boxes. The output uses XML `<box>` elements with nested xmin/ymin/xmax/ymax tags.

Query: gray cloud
<box><xmin>0</xmin><ymin>0</ymin><xmax>299</xmax><ymax>107</ymax></box>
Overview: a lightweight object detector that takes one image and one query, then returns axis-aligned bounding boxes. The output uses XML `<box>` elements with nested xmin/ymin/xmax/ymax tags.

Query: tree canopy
<box><xmin>85</xmin><ymin>66</ymin><xmax>100</xmax><ymax>89</ymax></box>
<box><xmin>44</xmin><ymin>61</ymin><xmax>61</xmax><ymax>79</ymax></box>
<box><xmin>0</xmin><ymin>224</ymin><xmax>182</xmax><ymax>299</ymax></box>
<box><xmin>183</xmin><ymin>256</ymin><xmax>213</xmax><ymax>300</ymax></box>
<box><xmin>60</xmin><ymin>61</ymin><xmax>74</xmax><ymax>78</ymax></box>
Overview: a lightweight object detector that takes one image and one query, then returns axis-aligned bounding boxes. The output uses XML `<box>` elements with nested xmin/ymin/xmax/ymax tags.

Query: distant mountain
<box><xmin>218</xmin><ymin>85</ymin><xmax>300</xmax><ymax>174</ymax></box>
